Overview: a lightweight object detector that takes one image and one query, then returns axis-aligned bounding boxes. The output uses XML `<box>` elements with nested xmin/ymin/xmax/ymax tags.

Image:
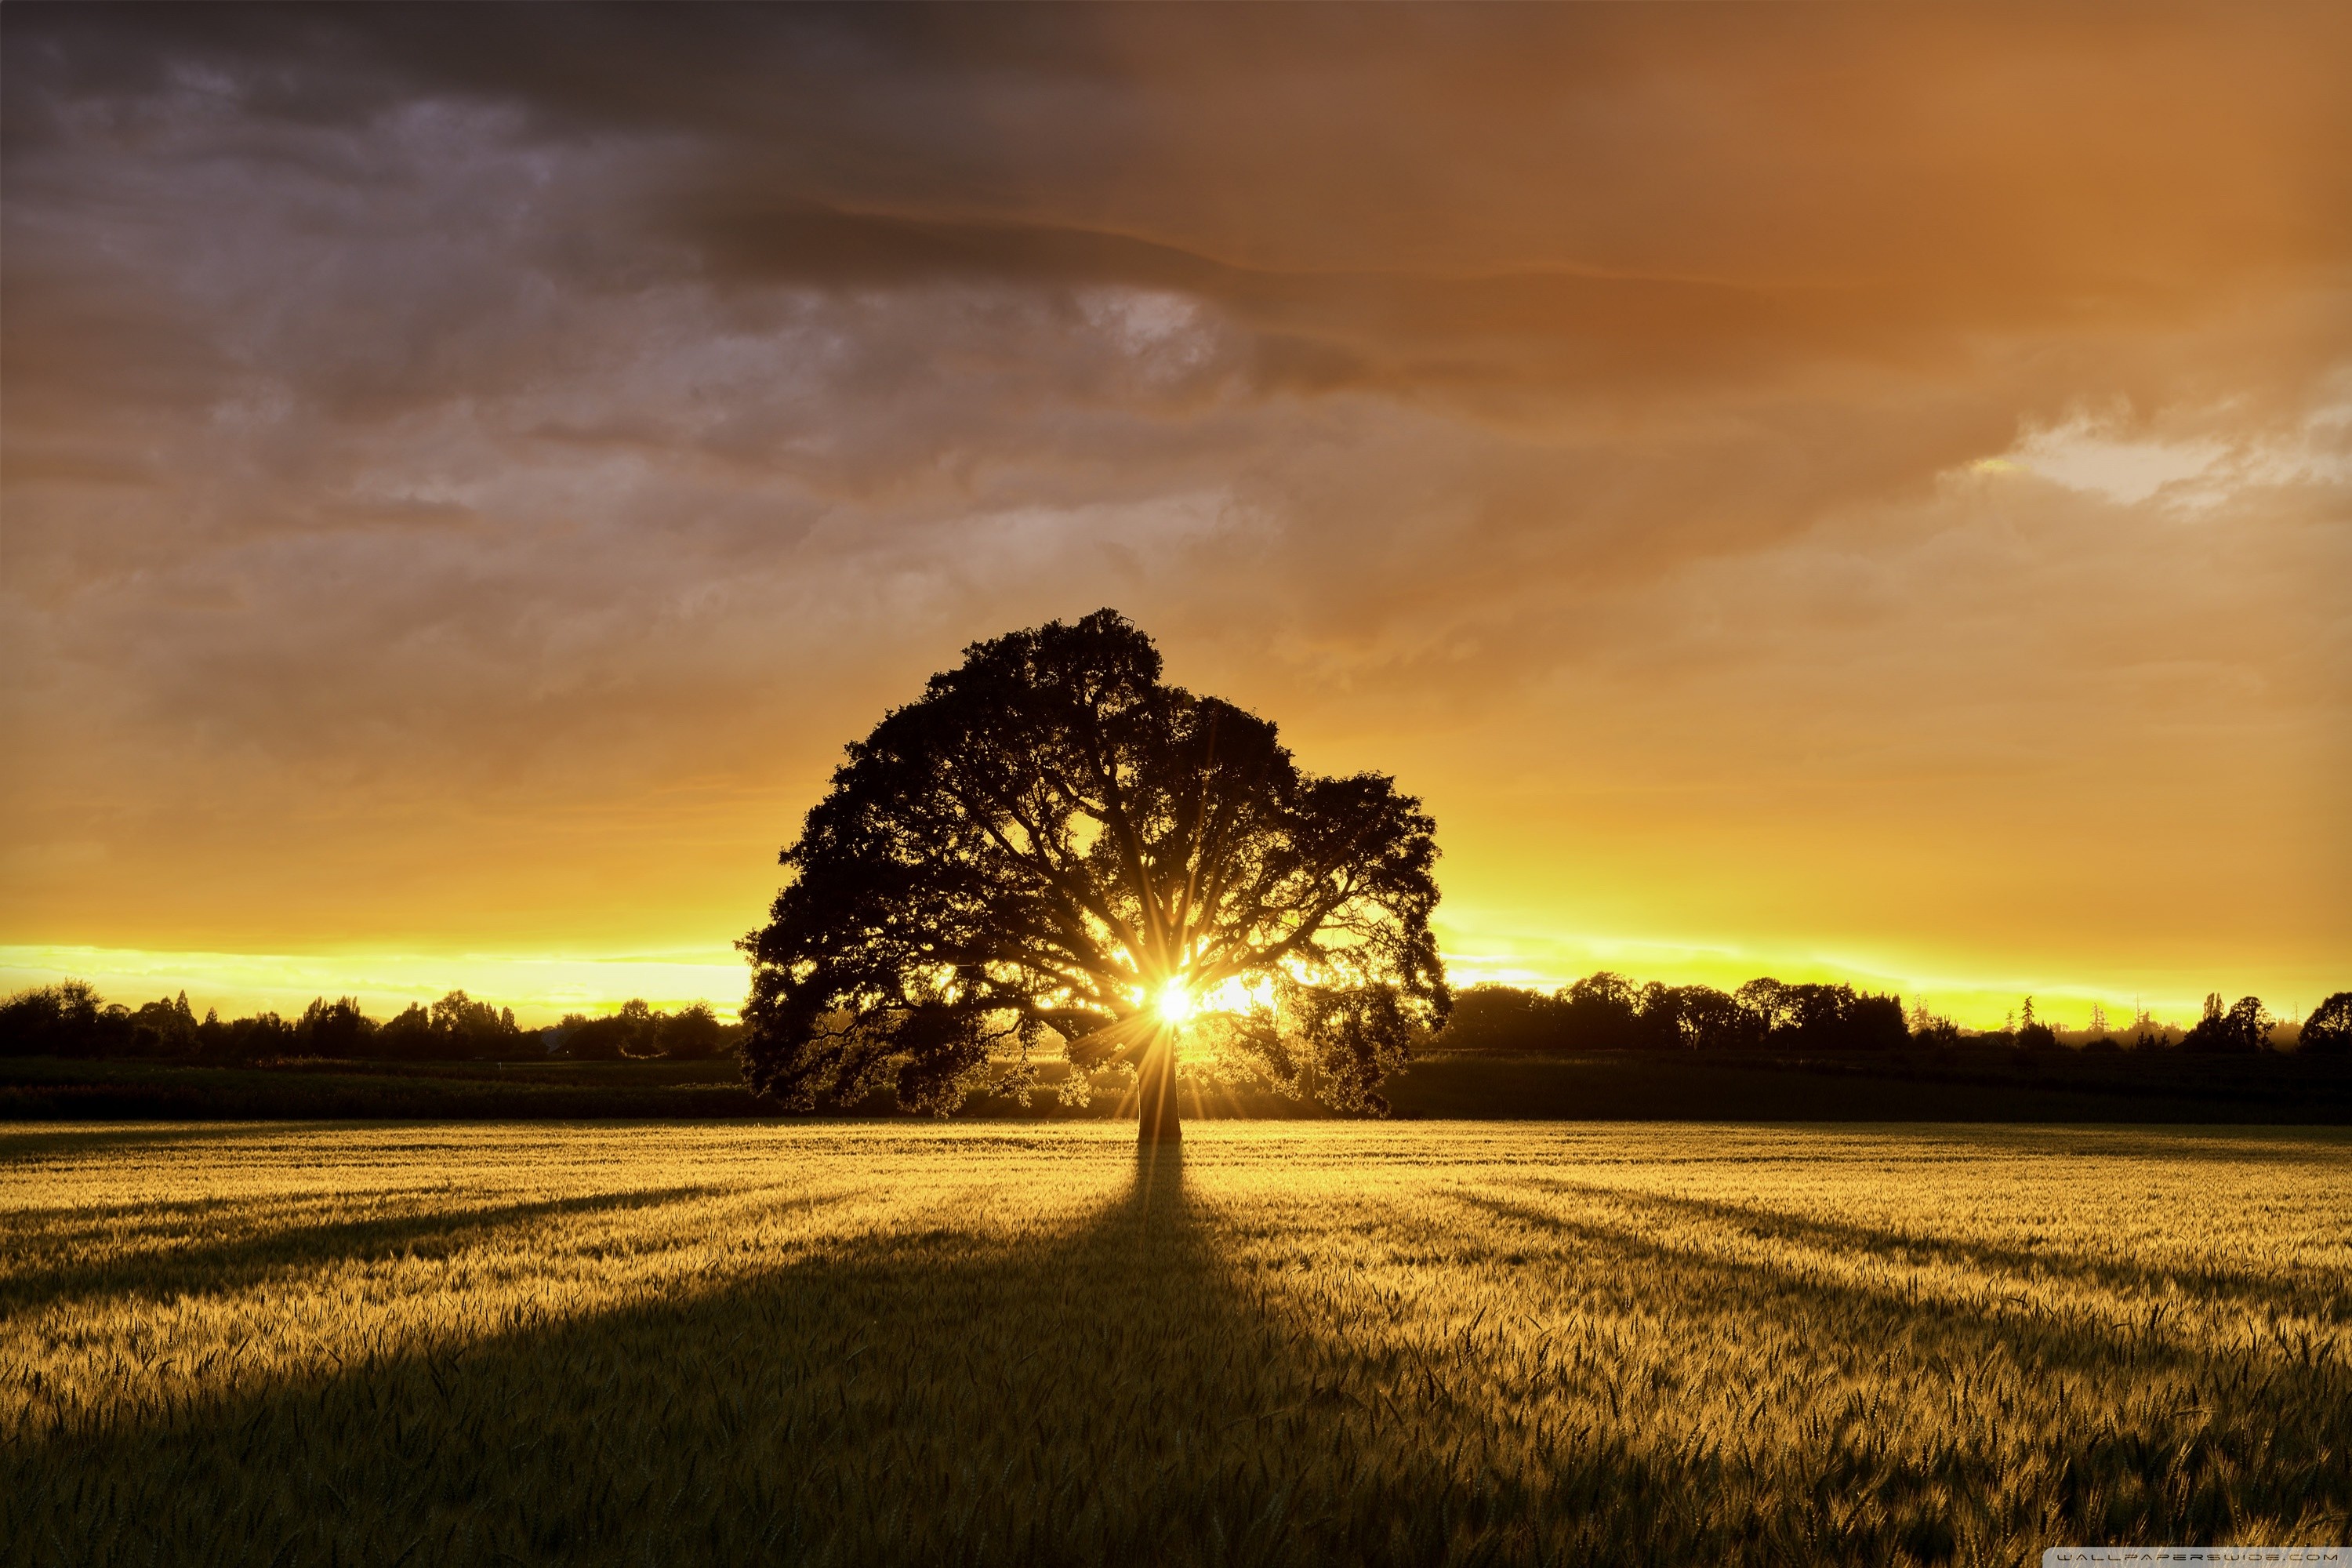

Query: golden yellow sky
<box><xmin>3</xmin><ymin>6</ymin><xmax>2347</xmax><ymax>1028</ymax></box>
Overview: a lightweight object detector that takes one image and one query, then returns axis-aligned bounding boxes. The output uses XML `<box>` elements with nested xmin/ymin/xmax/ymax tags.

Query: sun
<box><xmin>1155</xmin><ymin>979</ymin><xmax>1197</xmax><ymax>1026</ymax></box>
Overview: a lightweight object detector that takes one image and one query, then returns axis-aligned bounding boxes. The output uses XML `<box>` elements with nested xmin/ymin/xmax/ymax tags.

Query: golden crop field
<box><xmin>4</xmin><ymin>1121</ymin><xmax>2348</xmax><ymax>1567</ymax></box>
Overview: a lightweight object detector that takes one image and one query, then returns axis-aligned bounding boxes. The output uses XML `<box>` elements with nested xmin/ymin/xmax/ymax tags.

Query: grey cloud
<box><xmin>0</xmin><ymin>4</ymin><xmax>2343</xmax><ymax>983</ymax></box>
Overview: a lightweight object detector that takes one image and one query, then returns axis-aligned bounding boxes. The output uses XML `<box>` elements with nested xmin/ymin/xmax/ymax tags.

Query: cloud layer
<box><xmin>4</xmin><ymin>5</ymin><xmax>2346</xmax><ymax>1022</ymax></box>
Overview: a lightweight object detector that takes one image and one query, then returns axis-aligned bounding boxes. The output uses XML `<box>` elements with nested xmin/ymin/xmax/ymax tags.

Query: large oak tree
<box><xmin>741</xmin><ymin>611</ymin><xmax>1448</xmax><ymax>1139</ymax></box>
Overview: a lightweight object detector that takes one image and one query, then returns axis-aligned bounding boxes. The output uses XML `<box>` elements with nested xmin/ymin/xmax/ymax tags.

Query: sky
<box><xmin>3</xmin><ymin>5</ymin><xmax>2347</xmax><ymax>1029</ymax></box>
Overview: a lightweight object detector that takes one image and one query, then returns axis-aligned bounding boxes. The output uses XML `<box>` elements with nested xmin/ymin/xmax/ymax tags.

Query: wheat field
<box><xmin>3</xmin><ymin>1121</ymin><xmax>2347</xmax><ymax>1566</ymax></box>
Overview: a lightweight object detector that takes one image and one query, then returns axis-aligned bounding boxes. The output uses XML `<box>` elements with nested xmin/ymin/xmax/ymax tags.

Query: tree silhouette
<box><xmin>298</xmin><ymin>996</ymin><xmax>376</xmax><ymax>1056</ymax></box>
<box><xmin>1560</xmin><ymin>971</ymin><xmax>1641</xmax><ymax>1050</ymax></box>
<box><xmin>2304</xmin><ymin>993</ymin><xmax>2352</xmax><ymax>1054</ymax></box>
<box><xmin>740</xmin><ymin>610</ymin><xmax>1449</xmax><ymax>1139</ymax></box>
<box><xmin>661</xmin><ymin>1001</ymin><xmax>726</xmax><ymax>1059</ymax></box>
<box><xmin>2182</xmin><ymin>993</ymin><xmax>2273</xmax><ymax>1054</ymax></box>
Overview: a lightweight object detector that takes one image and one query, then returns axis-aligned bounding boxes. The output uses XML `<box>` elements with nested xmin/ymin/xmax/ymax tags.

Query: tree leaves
<box><xmin>741</xmin><ymin>610</ymin><xmax>1448</xmax><ymax>1116</ymax></box>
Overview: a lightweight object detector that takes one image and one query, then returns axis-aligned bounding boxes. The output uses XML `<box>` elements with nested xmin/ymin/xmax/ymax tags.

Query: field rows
<box><xmin>3</xmin><ymin>1122</ymin><xmax>2348</xmax><ymax>1566</ymax></box>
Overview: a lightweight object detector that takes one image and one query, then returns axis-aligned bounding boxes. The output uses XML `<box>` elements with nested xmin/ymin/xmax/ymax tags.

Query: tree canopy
<box><xmin>739</xmin><ymin>610</ymin><xmax>1449</xmax><ymax>1131</ymax></box>
<box><xmin>2182</xmin><ymin>992</ymin><xmax>2274</xmax><ymax>1054</ymax></box>
<box><xmin>2306</xmin><ymin>993</ymin><xmax>2352</xmax><ymax>1054</ymax></box>
<box><xmin>1439</xmin><ymin>974</ymin><xmax>1909</xmax><ymax>1054</ymax></box>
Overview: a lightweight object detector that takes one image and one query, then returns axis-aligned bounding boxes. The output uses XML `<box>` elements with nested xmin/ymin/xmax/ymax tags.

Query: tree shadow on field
<box><xmin>0</xmin><ymin>1123</ymin><xmax>284</xmax><ymax>1159</ymax></box>
<box><xmin>1439</xmin><ymin>1186</ymin><xmax>2352</xmax><ymax>1550</ymax></box>
<box><xmin>1511</xmin><ymin>1173</ymin><xmax>2352</xmax><ymax>1325</ymax></box>
<box><xmin>0</xmin><ymin>1185</ymin><xmax>735</xmax><ymax>1317</ymax></box>
<box><xmin>1453</xmin><ymin>1189</ymin><xmax>2238</xmax><ymax>1389</ymax></box>
<box><xmin>9</xmin><ymin>1144</ymin><xmax>1727</xmax><ymax>1568</ymax></box>
<box><xmin>11</xmin><ymin>1145</ymin><xmax>2347</xmax><ymax>1568</ymax></box>
<box><xmin>8</xmin><ymin>1145</ymin><xmax>1369</xmax><ymax>1567</ymax></box>
<box><xmin>1912</xmin><ymin>1125</ymin><xmax>2352</xmax><ymax>1170</ymax></box>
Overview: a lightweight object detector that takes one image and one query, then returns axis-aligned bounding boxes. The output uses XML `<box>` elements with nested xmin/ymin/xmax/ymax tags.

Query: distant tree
<box><xmin>1444</xmin><ymin>979</ymin><xmax>1762</xmax><ymax>1053</ymax></box>
<box><xmin>1724</xmin><ymin>978</ymin><xmax>1904</xmax><ymax>1051</ymax></box>
<box><xmin>1559</xmin><ymin>971</ymin><xmax>1641</xmax><ymax>1051</ymax></box>
<box><xmin>0</xmin><ymin>980</ymin><xmax>125</xmax><ymax>1058</ymax></box>
<box><xmin>1437</xmin><ymin>985</ymin><xmax>1569</xmax><ymax>1052</ymax></box>
<box><xmin>1735</xmin><ymin>978</ymin><xmax>1792</xmax><ymax>1040</ymax></box>
<box><xmin>2180</xmin><ymin>993</ymin><xmax>2225</xmax><ymax>1053</ymax></box>
<box><xmin>2303</xmin><ymin>993</ymin><xmax>2352</xmax><ymax>1054</ymax></box>
<box><xmin>1907</xmin><ymin>998</ymin><xmax>1961</xmax><ymax>1048</ymax></box>
<box><xmin>660</xmin><ymin>1002</ymin><xmax>728</xmax><ymax>1060</ymax></box>
<box><xmin>380</xmin><ymin>1002</ymin><xmax>436</xmax><ymax>1058</ymax></box>
<box><xmin>0</xmin><ymin>985</ymin><xmax>60</xmax><ymax>1056</ymax></box>
<box><xmin>1630</xmin><ymin>983</ymin><xmax>1756</xmax><ymax>1051</ymax></box>
<box><xmin>555</xmin><ymin>1003</ymin><xmax>644</xmax><ymax>1061</ymax></box>
<box><xmin>1845</xmin><ymin>993</ymin><xmax>1911</xmax><ymax>1051</ymax></box>
<box><xmin>2227</xmin><ymin>996</ymin><xmax>2273</xmax><ymax>1052</ymax></box>
<box><xmin>740</xmin><ymin>610</ymin><xmax>1447</xmax><ymax>1138</ymax></box>
<box><xmin>426</xmin><ymin>990</ymin><xmax>523</xmax><ymax>1058</ymax></box>
<box><xmin>1632</xmin><ymin>982</ymin><xmax>1679</xmax><ymax>1050</ymax></box>
<box><xmin>550</xmin><ymin>998</ymin><xmax>728</xmax><ymax>1060</ymax></box>
<box><xmin>2181</xmin><ymin>993</ymin><xmax>2272</xmax><ymax>1054</ymax></box>
<box><xmin>297</xmin><ymin>996</ymin><xmax>377</xmax><ymax>1057</ymax></box>
<box><xmin>1679</xmin><ymin>985</ymin><xmax>1759</xmax><ymax>1051</ymax></box>
<box><xmin>126</xmin><ymin>992</ymin><xmax>200</xmax><ymax>1057</ymax></box>
<box><xmin>615</xmin><ymin>998</ymin><xmax>662</xmax><ymax>1058</ymax></box>
<box><xmin>205</xmin><ymin>1010</ymin><xmax>294</xmax><ymax>1060</ymax></box>
<box><xmin>1780</xmin><ymin>984</ymin><xmax>1850</xmax><ymax>1048</ymax></box>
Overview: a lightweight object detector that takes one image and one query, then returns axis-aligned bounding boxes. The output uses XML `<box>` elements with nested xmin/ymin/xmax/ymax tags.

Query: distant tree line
<box><xmin>0</xmin><ymin>981</ymin><xmax>742</xmax><ymax>1063</ymax></box>
<box><xmin>1437</xmin><ymin>975</ymin><xmax>2352</xmax><ymax>1057</ymax></box>
<box><xmin>5</xmin><ymin>973</ymin><xmax>2344</xmax><ymax>1066</ymax></box>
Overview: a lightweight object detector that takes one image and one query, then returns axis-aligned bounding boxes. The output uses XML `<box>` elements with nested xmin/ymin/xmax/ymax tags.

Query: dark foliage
<box><xmin>1439</xmin><ymin>975</ymin><xmax>1906</xmax><ymax>1053</ymax></box>
<box><xmin>1440</xmin><ymin>975</ymin><xmax>1766</xmax><ymax>1053</ymax></box>
<box><xmin>1</xmin><ymin>982</ymin><xmax>737</xmax><ymax>1065</ymax></box>
<box><xmin>2016</xmin><ymin>1021</ymin><xmax>2061</xmax><ymax>1051</ymax></box>
<box><xmin>2181</xmin><ymin>993</ymin><xmax>2274</xmax><ymax>1054</ymax></box>
<box><xmin>1557</xmin><ymin>971</ymin><xmax>1642</xmax><ymax>1051</ymax></box>
<box><xmin>298</xmin><ymin>997</ymin><xmax>376</xmax><ymax>1056</ymax></box>
<box><xmin>1438</xmin><ymin>973</ymin><xmax>2352</xmax><ymax>1063</ymax></box>
<box><xmin>1439</xmin><ymin>985</ymin><xmax>1574</xmax><ymax>1053</ymax></box>
<box><xmin>2302</xmin><ymin>993</ymin><xmax>2352</xmax><ymax>1055</ymax></box>
<box><xmin>1634</xmin><ymin>982</ymin><xmax>1762</xmax><ymax>1051</ymax></box>
<box><xmin>739</xmin><ymin>610</ymin><xmax>1448</xmax><ymax>1120</ymax></box>
<box><xmin>551</xmin><ymin>999</ymin><xmax>729</xmax><ymax>1061</ymax></box>
<box><xmin>661</xmin><ymin>1001</ymin><xmax>728</xmax><ymax>1059</ymax></box>
<box><xmin>0</xmin><ymin>982</ymin><xmax>122</xmax><ymax>1058</ymax></box>
<box><xmin>1736</xmin><ymin>979</ymin><xmax>1911</xmax><ymax>1052</ymax></box>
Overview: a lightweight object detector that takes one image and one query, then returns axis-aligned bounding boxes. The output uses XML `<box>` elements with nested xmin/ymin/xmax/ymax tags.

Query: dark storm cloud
<box><xmin>2</xmin><ymin>4</ymin><xmax>2345</xmax><ymax>1007</ymax></box>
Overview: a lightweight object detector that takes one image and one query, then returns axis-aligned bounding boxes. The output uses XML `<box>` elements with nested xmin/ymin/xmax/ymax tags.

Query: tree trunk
<box><xmin>1136</xmin><ymin>1036</ymin><xmax>1181</xmax><ymax>1144</ymax></box>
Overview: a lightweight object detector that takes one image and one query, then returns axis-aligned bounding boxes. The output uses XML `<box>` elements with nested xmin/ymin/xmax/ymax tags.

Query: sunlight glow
<box><xmin>1155</xmin><ymin>979</ymin><xmax>1197</xmax><ymax>1026</ymax></box>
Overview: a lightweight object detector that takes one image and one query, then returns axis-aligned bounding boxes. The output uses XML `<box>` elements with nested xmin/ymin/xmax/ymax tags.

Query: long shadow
<box><xmin>1888</xmin><ymin>1124</ymin><xmax>2352</xmax><ymax>1167</ymax></box>
<box><xmin>1506</xmin><ymin>1172</ymin><xmax>2352</xmax><ymax>1325</ymax></box>
<box><xmin>0</xmin><ymin>1185</ymin><xmax>738</xmax><ymax>1316</ymax></box>
<box><xmin>0</xmin><ymin>1123</ymin><xmax>316</xmax><ymax>1159</ymax></box>
<box><xmin>1448</xmin><ymin>1189</ymin><xmax>2296</xmax><ymax>1392</ymax></box>
<box><xmin>8</xmin><ymin>1148</ymin><xmax>2347</xmax><ymax>1567</ymax></box>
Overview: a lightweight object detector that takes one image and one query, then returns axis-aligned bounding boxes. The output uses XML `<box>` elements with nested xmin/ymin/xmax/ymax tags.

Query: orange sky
<box><xmin>3</xmin><ymin>5</ymin><xmax>2347</xmax><ymax>1028</ymax></box>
